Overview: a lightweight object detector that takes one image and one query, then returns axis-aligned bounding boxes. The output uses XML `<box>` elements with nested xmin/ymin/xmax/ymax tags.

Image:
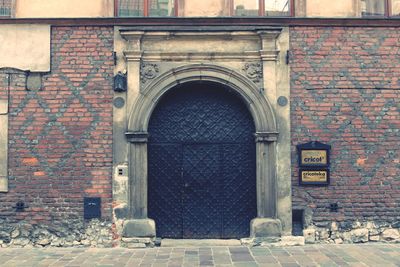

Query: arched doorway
<box><xmin>148</xmin><ymin>81</ymin><xmax>257</xmax><ymax>239</ymax></box>
<box><xmin>123</xmin><ymin>64</ymin><xmax>285</xmax><ymax>240</ymax></box>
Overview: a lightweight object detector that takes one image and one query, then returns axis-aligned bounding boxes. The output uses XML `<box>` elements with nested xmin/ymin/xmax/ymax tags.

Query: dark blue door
<box><xmin>148</xmin><ymin>82</ymin><xmax>256</xmax><ymax>239</ymax></box>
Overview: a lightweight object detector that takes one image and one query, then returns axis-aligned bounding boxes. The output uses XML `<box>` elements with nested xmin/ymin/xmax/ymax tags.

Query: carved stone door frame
<box><xmin>115</xmin><ymin>27</ymin><xmax>292</xmax><ymax>239</ymax></box>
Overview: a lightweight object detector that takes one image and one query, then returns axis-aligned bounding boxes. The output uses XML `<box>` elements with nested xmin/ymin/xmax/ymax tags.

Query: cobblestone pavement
<box><xmin>0</xmin><ymin>244</ymin><xmax>399</xmax><ymax>267</ymax></box>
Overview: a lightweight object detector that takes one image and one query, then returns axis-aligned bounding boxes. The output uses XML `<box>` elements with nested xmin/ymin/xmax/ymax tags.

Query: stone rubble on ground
<box><xmin>302</xmin><ymin>221</ymin><xmax>400</xmax><ymax>244</ymax></box>
<box><xmin>0</xmin><ymin>217</ymin><xmax>398</xmax><ymax>247</ymax></box>
<box><xmin>0</xmin><ymin>218</ymin><xmax>113</xmax><ymax>248</ymax></box>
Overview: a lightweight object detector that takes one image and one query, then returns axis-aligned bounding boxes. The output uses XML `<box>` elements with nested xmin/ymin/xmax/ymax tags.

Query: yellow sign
<box><xmin>301</xmin><ymin>170</ymin><xmax>328</xmax><ymax>182</ymax></box>
<box><xmin>301</xmin><ymin>150</ymin><xmax>327</xmax><ymax>165</ymax></box>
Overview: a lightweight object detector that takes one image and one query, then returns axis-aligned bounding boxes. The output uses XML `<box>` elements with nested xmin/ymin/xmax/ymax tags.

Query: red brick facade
<box><xmin>290</xmin><ymin>27</ymin><xmax>400</xmax><ymax>226</ymax></box>
<box><xmin>0</xmin><ymin>26</ymin><xmax>114</xmax><ymax>225</ymax></box>
<box><xmin>0</xmin><ymin>24</ymin><xmax>399</xmax><ymax>244</ymax></box>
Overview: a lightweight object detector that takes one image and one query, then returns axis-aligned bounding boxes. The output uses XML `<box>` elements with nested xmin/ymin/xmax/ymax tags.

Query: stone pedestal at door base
<box><xmin>250</xmin><ymin>218</ymin><xmax>282</xmax><ymax>238</ymax></box>
<box><xmin>122</xmin><ymin>219</ymin><xmax>156</xmax><ymax>237</ymax></box>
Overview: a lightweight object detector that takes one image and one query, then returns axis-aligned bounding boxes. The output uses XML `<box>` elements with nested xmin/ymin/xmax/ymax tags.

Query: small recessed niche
<box><xmin>84</xmin><ymin>197</ymin><xmax>101</xmax><ymax>220</ymax></box>
<box><xmin>292</xmin><ymin>209</ymin><xmax>304</xmax><ymax>236</ymax></box>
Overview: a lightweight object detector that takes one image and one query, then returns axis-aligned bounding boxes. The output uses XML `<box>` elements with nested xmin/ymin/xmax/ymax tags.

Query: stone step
<box><xmin>160</xmin><ymin>239</ymin><xmax>242</xmax><ymax>247</ymax></box>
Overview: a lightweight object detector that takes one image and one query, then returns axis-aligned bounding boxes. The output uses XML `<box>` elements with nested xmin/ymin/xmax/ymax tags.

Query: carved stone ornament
<box><xmin>140</xmin><ymin>63</ymin><xmax>159</xmax><ymax>84</ymax></box>
<box><xmin>243</xmin><ymin>62</ymin><xmax>263</xmax><ymax>83</ymax></box>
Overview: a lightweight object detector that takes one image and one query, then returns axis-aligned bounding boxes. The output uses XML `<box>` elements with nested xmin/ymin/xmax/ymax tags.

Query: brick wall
<box><xmin>0</xmin><ymin>73</ymin><xmax>7</xmax><ymax>102</ymax></box>
<box><xmin>290</xmin><ymin>27</ymin><xmax>400</xmax><ymax>226</ymax></box>
<box><xmin>0</xmin><ymin>26</ymin><xmax>114</xmax><ymax>225</ymax></box>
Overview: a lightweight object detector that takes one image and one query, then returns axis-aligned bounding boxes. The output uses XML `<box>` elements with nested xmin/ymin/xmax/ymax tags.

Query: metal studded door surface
<box><xmin>148</xmin><ymin>82</ymin><xmax>256</xmax><ymax>239</ymax></box>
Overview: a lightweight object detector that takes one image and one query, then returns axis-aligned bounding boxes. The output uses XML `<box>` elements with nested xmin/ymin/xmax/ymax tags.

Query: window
<box><xmin>116</xmin><ymin>0</ymin><xmax>398</xmax><ymax>17</ymax></box>
<box><xmin>360</xmin><ymin>0</ymin><xmax>400</xmax><ymax>17</ymax></box>
<box><xmin>233</xmin><ymin>0</ymin><xmax>290</xmax><ymax>16</ymax></box>
<box><xmin>117</xmin><ymin>0</ymin><xmax>176</xmax><ymax>16</ymax></box>
<box><xmin>264</xmin><ymin>0</ymin><xmax>290</xmax><ymax>16</ymax></box>
<box><xmin>234</xmin><ymin>0</ymin><xmax>259</xmax><ymax>16</ymax></box>
<box><xmin>294</xmin><ymin>0</ymin><xmax>394</xmax><ymax>17</ymax></box>
<box><xmin>0</xmin><ymin>0</ymin><xmax>11</xmax><ymax>17</ymax></box>
<box><xmin>391</xmin><ymin>0</ymin><xmax>400</xmax><ymax>16</ymax></box>
<box><xmin>361</xmin><ymin>0</ymin><xmax>386</xmax><ymax>16</ymax></box>
<box><xmin>149</xmin><ymin>0</ymin><xmax>174</xmax><ymax>16</ymax></box>
<box><xmin>116</xmin><ymin>0</ymin><xmax>292</xmax><ymax>17</ymax></box>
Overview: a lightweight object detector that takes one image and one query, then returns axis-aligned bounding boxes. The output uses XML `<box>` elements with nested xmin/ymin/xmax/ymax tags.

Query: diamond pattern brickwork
<box><xmin>290</xmin><ymin>27</ymin><xmax>400</xmax><ymax>225</ymax></box>
<box><xmin>0</xmin><ymin>27</ymin><xmax>114</xmax><ymax>224</ymax></box>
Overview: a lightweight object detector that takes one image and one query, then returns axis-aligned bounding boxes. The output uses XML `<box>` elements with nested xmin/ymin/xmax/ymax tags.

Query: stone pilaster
<box><xmin>123</xmin><ymin>131</ymin><xmax>156</xmax><ymax>238</ymax></box>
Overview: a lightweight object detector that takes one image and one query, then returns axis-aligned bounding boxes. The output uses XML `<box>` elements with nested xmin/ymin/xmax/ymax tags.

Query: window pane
<box><xmin>266</xmin><ymin>0</ymin><xmax>290</xmax><ymax>16</ymax></box>
<box><xmin>391</xmin><ymin>0</ymin><xmax>400</xmax><ymax>16</ymax></box>
<box><xmin>361</xmin><ymin>0</ymin><xmax>385</xmax><ymax>16</ymax></box>
<box><xmin>0</xmin><ymin>0</ymin><xmax>12</xmax><ymax>16</ymax></box>
<box><xmin>234</xmin><ymin>0</ymin><xmax>259</xmax><ymax>16</ymax></box>
<box><xmin>118</xmin><ymin>0</ymin><xmax>144</xmax><ymax>17</ymax></box>
<box><xmin>149</xmin><ymin>0</ymin><xmax>174</xmax><ymax>16</ymax></box>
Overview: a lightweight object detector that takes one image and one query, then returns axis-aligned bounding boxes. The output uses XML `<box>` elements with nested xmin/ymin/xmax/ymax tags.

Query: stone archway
<box><xmin>147</xmin><ymin>81</ymin><xmax>257</xmax><ymax>239</ymax></box>
<box><xmin>122</xmin><ymin>64</ymin><xmax>283</xmax><ymax>239</ymax></box>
